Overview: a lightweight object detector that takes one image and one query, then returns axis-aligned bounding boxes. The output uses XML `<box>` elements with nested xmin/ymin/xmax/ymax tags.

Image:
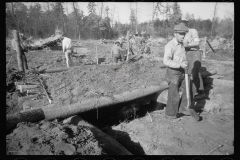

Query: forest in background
<box><xmin>6</xmin><ymin>2</ymin><xmax>234</xmax><ymax>40</ymax></box>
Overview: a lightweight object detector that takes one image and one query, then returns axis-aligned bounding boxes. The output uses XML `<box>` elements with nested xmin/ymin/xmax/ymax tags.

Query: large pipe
<box><xmin>7</xmin><ymin>84</ymin><xmax>168</xmax><ymax>131</ymax></box>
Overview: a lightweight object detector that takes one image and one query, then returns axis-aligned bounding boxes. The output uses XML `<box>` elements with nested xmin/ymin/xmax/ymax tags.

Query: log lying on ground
<box><xmin>7</xmin><ymin>83</ymin><xmax>168</xmax><ymax>131</ymax></box>
<box><xmin>38</xmin><ymin>67</ymin><xmax>71</xmax><ymax>73</ymax></box>
<box><xmin>63</xmin><ymin>115</ymin><xmax>132</xmax><ymax>155</ymax></box>
<box><xmin>16</xmin><ymin>85</ymin><xmax>38</xmax><ymax>93</ymax></box>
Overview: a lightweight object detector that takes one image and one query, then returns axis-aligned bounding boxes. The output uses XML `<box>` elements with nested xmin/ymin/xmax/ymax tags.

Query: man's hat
<box><xmin>115</xmin><ymin>40</ymin><xmax>121</xmax><ymax>44</ymax></box>
<box><xmin>174</xmin><ymin>23</ymin><xmax>189</xmax><ymax>33</ymax></box>
<box><xmin>181</xmin><ymin>17</ymin><xmax>189</xmax><ymax>22</ymax></box>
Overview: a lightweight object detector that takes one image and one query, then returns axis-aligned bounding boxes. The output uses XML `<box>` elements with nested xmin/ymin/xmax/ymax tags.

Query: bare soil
<box><xmin>6</xmin><ymin>40</ymin><xmax>234</xmax><ymax>155</ymax></box>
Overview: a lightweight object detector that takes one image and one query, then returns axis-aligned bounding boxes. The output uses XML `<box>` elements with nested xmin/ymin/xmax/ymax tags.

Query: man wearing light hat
<box><xmin>62</xmin><ymin>33</ymin><xmax>74</xmax><ymax>67</ymax></box>
<box><xmin>111</xmin><ymin>40</ymin><xmax>126</xmax><ymax>63</ymax></box>
<box><xmin>181</xmin><ymin>18</ymin><xmax>205</xmax><ymax>101</ymax></box>
<box><xmin>163</xmin><ymin>23</ymin><xmax>190</xmax><ymax>120</ymax></box>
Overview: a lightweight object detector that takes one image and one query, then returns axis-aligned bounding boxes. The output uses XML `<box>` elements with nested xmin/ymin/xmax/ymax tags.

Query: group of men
<box><xmin>163</xmin><ymin>18</ymin><xmax>204</xmax><ymax>121</ymax></box>
<box><xmin>11</xmin><ymin>19</ymin><xmax>205</xmax><ymax>123</ymax></box>
<box><xmin>110</xmin><ymin>31</ymin><xmax>151</xmax><ymax>63</ymax></box>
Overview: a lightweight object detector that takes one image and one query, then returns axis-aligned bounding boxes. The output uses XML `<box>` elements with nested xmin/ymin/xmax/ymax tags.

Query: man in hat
<box><xmin>181</xmin><ymin>18</ymin><xmax>205</xmax><ymax>101</ymax></box>
<box><xmin>163</xmin><ymin>23</ymin><xmax>199</xmax><ymax>120</ymax></box>
<box><xmin>62</xmin><ymin>34</ymin><xmax>74</xmax><ymax>67</ymax></box>
<box><xmin>111</xmin><ymin>40</ymin><xmax>127</xmax><ymax>63</ymax></box>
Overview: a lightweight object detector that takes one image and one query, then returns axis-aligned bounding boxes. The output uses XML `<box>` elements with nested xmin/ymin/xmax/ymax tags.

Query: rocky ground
<box><xmin>6</xmin><ymin>39</ymin><xmax>234</xmax><ymax>156</ymax></box>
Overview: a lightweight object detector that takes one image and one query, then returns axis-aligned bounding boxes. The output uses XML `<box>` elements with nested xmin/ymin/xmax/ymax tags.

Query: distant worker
<box><xmin>140</xmin><ymin>31</ymin><xmax>151</xmax><ymax>54</ymax></box>
<box><xmin>163</xmin><ymin>23</ymin><xmax>192</xmax><ymax>120</ymax></box>
<box><xmin>181</xmin><ymin>18</ymin><xmax>205</xmax><ymax>101</ymax></box>
<box><xmin>129</xmin><ymin>34</ymin><xmax>135</xmax><ymax>55</ymax></box>
<box><xmin>111</xmin><ymin>40</ymin><xmax>126</xmax><ymax>63</ymax></box>
<box><xmin>62</xmin><ymin>34</ymin><xmax>73</xmax><ymax>67</ymax></box>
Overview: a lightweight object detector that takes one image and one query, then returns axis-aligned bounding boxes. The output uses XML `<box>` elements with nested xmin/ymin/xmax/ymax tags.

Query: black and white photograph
<box><xmin>6</xmin><ymin>2</ymin><xmax>234</xmax><ymax>156</ymax></box>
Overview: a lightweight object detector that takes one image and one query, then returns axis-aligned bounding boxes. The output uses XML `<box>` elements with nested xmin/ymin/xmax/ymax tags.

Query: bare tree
<box><xmin>135</xmin><ymin>2</ymin><xmax>138</xmax><ymax>33</ymax></box>
<box><xmin>225</xmin><ymin>11</ymin><xmax>234</xmax><ymax>40</ymax></box>
<box><xmin>72</xmin><ymin>2</ymin><xmax>80</xmax><ymax>39</ymax></box>
<box><xmin>110</xmin><ymin>5</ymin><xmax>115</xmax><ymax>28</ymax></box>
<box><xmin>211</xmin><ymin>2</ymin><xmax>218</xmax><ymax>37</ymax></box>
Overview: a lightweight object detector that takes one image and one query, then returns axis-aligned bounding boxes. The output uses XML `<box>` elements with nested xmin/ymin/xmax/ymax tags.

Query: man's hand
<box><xmin>180</xmin><ymin>61</ymin><xmax>188</xmax><ymax>69</ymax></box>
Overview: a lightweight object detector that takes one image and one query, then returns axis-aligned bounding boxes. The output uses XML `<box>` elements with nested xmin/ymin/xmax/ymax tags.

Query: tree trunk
<box><xmin>13</xmin><ymin>30</ymin><xmax>25</xmax><ymax>72</ymax></box>
<box><xmin>72</xmin><ymin>2</ymin><xmax>80</xmax><ymax>40</ymax></box>
<box><xmin>135</xmin><ymin>2</ymin><xmax>138</xmax><ymax>33</ymax></box>
<box><xmin>211</xmin><ymin>3</ymin><xmax>217</xmax><ymax>37</ymax></box>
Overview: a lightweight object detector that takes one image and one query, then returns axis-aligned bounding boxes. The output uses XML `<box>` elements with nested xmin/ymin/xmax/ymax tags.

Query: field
<box><xmin>6</xmin><ymin>39</ymin><xmax>234</xmax><ymax>156</ymax></box>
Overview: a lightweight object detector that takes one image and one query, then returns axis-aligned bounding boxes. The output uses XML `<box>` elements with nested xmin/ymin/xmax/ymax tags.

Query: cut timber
<box><xmin>63</xmin><ymin>115</ymin><xmax>132</xmax><ymax>155</ymax></box>
<box><xmin>7</xmin><ymin>83</ymin><xmax>168</xmax><ymax>131</ymax></box>
<box><xmin>17</xmin><ymin>85</ymin><xmax>38</xmax><ymax>93</ymax></box>
<box><xmin>39</xmin><ymin>67</ymin><xmax>71</xmax><ymax>73</ymax></box>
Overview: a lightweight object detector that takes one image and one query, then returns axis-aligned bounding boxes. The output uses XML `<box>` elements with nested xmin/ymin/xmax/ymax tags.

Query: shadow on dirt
<box><xmin>102</xmin><ymin>127</ymin><xmax>146</xmax><ymax>155</ymax></box>
<box><xmin>49</xmin><ymin>46</ymin><xmax>62</xmax><ymax>51</ymax></box>
<box><xmin>77</xmin><ymin>100</ymin><xmax>165</xmax><ymax>155</ymax></box>
<box><xmin>129</xmin><ymin>55</ymin><xmax>143</xmax><ymax>63</ymax></box>
<box><xmin>98</xmin><ymin>57</ymin><xmax>106</xmax><ymax>64</ymax></box>
<box><xmin>194</xmin><ymin>77</ymin><xmax>214</xmax><ymax>114</ymax></box>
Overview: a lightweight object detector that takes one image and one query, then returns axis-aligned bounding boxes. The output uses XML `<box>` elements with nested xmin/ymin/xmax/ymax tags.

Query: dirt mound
<box><xmin>6</xmin><ymin>121</ymin><xmax>105</xmax><ymax>155</ymax></box>
<box><xmin>45</xmin><ymin>59</ymin><xmax>166</xmax><ymax>107</ymax></box>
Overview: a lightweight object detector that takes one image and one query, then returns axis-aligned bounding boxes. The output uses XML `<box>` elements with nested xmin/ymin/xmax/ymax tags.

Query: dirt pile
<box><xmin>45</xmin><ymin>59</ymin><xmax>166</xmax><ymax>108</ymax></box>
<box><xmin>6</xmin><ymin>120</ymin><xmax>104</xmax><ymax>155</ymax></box>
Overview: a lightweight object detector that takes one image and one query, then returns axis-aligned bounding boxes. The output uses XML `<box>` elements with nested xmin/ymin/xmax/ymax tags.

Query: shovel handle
<box><xmin>185</xmin><ymin>69</ymin><xmax>191</xmax><ymax>108</ymax></box>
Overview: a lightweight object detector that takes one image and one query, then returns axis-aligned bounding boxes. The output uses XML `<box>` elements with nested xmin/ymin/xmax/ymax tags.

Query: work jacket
<box><xmin>163</xmin><ymin>38</ymin><xmax>186</xmax><ymax>84</ymax></box>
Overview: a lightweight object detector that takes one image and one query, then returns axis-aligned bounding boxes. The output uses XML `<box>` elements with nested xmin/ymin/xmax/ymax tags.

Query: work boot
<box><xmin>193</xmin><ymin>92</ymin><xmax>206</xmax><ymax>101</ymax></box>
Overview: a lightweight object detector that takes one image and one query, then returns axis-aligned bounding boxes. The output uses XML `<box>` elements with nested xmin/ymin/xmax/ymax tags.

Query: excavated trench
<box><xmin>6</xmin><ymin>67</ymin><xmax>167</xmax><ymax>155</ymax></box>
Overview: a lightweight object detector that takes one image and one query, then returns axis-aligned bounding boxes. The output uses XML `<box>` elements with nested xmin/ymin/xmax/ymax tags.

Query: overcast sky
<box><xmin>24</xmin><ymin>2</ymin><xmax>234</xmax><ymax>24</ymax></box>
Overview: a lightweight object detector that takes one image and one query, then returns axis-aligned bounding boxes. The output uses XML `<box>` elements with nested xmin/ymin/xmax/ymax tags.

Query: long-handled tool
<box><xmin>206</xmin><ymin>40</ymin><xmax>215</xmax><ymax>53</ymax></box>
<box><xmin>185</xmin><ymin>68</ymin><xmax>200</xmax><ymax>121</ymax></box>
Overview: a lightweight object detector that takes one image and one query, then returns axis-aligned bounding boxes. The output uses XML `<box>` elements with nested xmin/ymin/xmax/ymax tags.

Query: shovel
<box><xmin>185</xmin><ymin>68</ymin><xmax>200</xmax><ymax>121</ymax></box>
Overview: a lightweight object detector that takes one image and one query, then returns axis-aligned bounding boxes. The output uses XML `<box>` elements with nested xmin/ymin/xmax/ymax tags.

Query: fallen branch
<box><xmin>38</xmin><ymin>77</ymin><xmax>52</xmax><ymax>104</ymax></box>
<box><xmin>206</xmin><ymin>144</ymin><xmax>223</xmax><ymax>155</ymax></box>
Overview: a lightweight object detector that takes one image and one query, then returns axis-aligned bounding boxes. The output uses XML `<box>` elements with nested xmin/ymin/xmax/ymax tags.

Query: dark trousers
<box><xmin>165</xmin><ymin>68</ymin><xmax>188</xmax><ymax>117</ymax></box>
<box><xmin>112</xmin><ymin>53</ymin><xmax>122</xmax><ymax>63</ymax></box>
<box><xmin>186</xmin><ymin>50</ymin><xmax>204</xmax><ymax>96</ymax></box>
